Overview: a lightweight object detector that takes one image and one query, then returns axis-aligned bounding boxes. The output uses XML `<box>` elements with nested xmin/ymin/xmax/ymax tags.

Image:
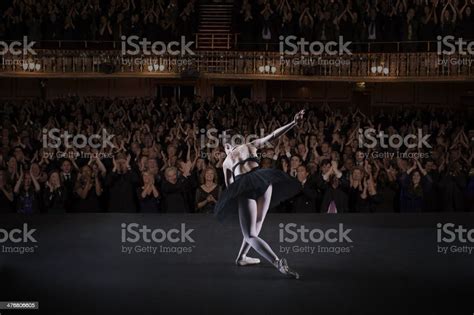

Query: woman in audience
<box><xmin>138</xmin><ymin>171</ymin><xmax>160</xmax><ymax>213</ymax></box>
<box><xmin>195</xmin><ymin>167</ymin><xmax>221</xmax><ymax>214</ymax></box>
<box><xmin>74</xmin><ymin>165</ymin><xmax>103</xmax><ymax>212</ymax></box>
<box><xmin>14</xmin><ymin>168</ymin><xmax>42</xmax><ymax>214</ymax></box>
<box><xmin>44</xmin><ymin>171</ymin><xmax>68</xmax><ymax>213</ymax></box>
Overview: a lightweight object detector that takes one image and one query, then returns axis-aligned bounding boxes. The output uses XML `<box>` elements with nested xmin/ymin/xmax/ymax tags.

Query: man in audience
<box><xmin>289</xmin><ymin>165</ymin><xmax>319</xmax><ymax>213</ymax></box>
<box><xmin>161</xmin><ymin>166</ymin><xmax>193</xmax><ymax>213</ymax></box>
<box><xmin>106</xmin><ymin>153</ymin><xmax>139</xmax><ymax>212</ymax></box>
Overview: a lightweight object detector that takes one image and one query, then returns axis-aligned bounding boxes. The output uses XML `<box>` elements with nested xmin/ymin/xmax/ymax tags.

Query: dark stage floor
<box><xmin>1</xmin><ymin>214</ymin><xmax>473</xmax><ymax>315</ymax></box>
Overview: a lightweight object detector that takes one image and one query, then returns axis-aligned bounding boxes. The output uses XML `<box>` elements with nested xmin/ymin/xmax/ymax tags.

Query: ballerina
<box><xmin>215</xmin><ymin>110</ymin><xmax>305</xmax><ymax>279</ymax></box>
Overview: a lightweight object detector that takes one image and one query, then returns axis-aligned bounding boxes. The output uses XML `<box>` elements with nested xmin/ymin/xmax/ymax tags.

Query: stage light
<box><xmin>22</xmin><ymin>63</ymin><xmax>29</xmax><ymax>71</ymax></box>
<box><xmin>147</xmin><ymin>65</ymin><xmax>153</xmax><ymax>72</ymax></box>
<box><xmin>35</xmin><ymin>63</ymin><xmax>41</xmax><ymax>71</ymax></box>
<box><xmin>371</xmin><ymin>66</ymin><xmax>377</xmax><ymax>74</ymax></box>
<box><xmin>383</xmin><ymin>67</ymin><xmax>389</xmax><ymax>75</ymax></box>
<box><xmin>259</xmin><ymin>64</ymin><xmax>277</xmax><ymax>74</ymax></box>
<box><xmin>356</xmin><ymin>82</ymin><xmax>366</xmax><ymax>89</ymax></box>
<box><xmin>28</xmin><ymin>62</ymin><xmax>35</xmax><ymax>70</ymax></box>
<box><xmin>159</xmin><ymin>65</ymin><xmax>165</xmax><ymax>71</ymax></box>
<box><xmin>153</xmin><ymin>64</ymin><xmax>159</xmax><ymax>71</ymax></box>
<box><xmin>377</xmin><ymin>66</ymin><xmax>383</xmax><ymax>73</ymax></box>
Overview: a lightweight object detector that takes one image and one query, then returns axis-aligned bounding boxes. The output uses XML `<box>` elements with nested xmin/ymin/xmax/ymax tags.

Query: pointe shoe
<box><xmin>275</xmin><ymin>258</ymin><xmax>300</xmax><ymax>279</ymax></box>
<box><xmin>236</xmin><ymin>255</ymin><xmax>261</xmax><ymax>266</ymax></box>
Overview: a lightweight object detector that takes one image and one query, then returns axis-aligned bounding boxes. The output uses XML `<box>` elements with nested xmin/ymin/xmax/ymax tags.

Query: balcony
<box><xmin>0</xmin><ymin>40</ymin><xmax>473</xmax><ymax>81</ymax></box>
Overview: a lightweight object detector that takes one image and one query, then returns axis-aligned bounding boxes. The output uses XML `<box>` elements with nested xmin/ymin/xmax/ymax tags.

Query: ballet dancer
<box><xmin>214</xmin><ymin>110</ymin><xmax>305</xmax><ymax>279</ymax></box>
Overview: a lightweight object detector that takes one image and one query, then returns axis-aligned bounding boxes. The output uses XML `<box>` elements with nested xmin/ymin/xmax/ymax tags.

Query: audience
<box><xmin>0</xmin><ymin>95</ymin><xmax>472</xmax><ymax>214</ymax></box>
<box><xmin>1</xmin><ymin>0</ymin><xmax>473</xmax><ymax>53</ymax></box>
<box><xmin>236</xmin><ymin>0</ymin><xmax>474</xmax><ymax>50</ymax></box>
<box><xmin>0</xmin><ymin>0</ymin><xmax>197</xmax><ymax>42</ymax></box>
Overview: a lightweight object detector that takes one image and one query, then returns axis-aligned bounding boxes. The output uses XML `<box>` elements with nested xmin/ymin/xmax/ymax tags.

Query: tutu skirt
<box><xmin>214</xmin><ymin>168</ymin><xmax>300</xmax><ymax>221</ymax></box>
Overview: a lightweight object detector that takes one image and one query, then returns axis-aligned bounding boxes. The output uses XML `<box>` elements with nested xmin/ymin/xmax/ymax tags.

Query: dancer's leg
<box><xmin>237</xmin><ymin>185</ymin><xmax>273</xmax><ymax>260</ymax></box>
<box><xmin>238</xmin><ymin>196</ymin><xmax>279</xmax><ymax>264</ymax></box>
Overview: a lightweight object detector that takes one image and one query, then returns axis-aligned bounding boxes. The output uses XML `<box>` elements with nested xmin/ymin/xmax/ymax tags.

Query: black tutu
<box><xmin>214</xmin><ymin>168</ymin><xmax>300</xmax><ymax>221</ymax></box>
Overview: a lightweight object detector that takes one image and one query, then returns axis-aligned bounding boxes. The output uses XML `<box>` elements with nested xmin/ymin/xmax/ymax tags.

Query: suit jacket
<box><xmin>61</xmin><ymin>172</ymin><xmax>77</xmax><ymax>212</ymax></box>
<box><xmin>289</xmin><ymin>180</ymin><xmax>319</xmax><ymax>213</ymax></box>
<box><xmin>320</xmin><ymin>186</ymin><xmax>349</xmax><ymax>213</ymax></box>
<box><xmin>160</xmin><ymin>176</ymin><xmax>193</xmax><ymax>213</ymax></box>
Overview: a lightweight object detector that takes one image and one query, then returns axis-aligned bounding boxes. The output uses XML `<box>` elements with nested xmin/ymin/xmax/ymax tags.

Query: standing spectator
<box><xmin>106</xmin><ymin>154</ymin><xmax>139</xmax><ymax>212</ymax></box>
<box><xmin>14</xmin><ymin>168</ymin><xmax>41</xmax><ymax>214</ymax></box>
<box><xmin>161</xmin><ymin>166</ymin><xmax>192</xmax><ymax>213</ymax></box>
<box><xmin>60</xmin><ymin>159</ymin><xmax>77</xmax><ymax>212</ymax></box>
<box><xmin>289</xmin><ymin>165</ymin><xmax>319</xmax><ymax>213</ymax></box>
<box><xmin>138</xmin><ymin>171</ymin><xmax>160</xmax><ymax>213</ymax></box>
<box><xmin>74</xmin><ymin>165</ymin><xmax>103</xmax><ymax>212</ymax></box>
<box><xmin>399</xmin><ymin>159</ymin><xmax>433</xmax><ymax>212</ymax></box>
<box><xmin>0</xmin><ymin>170</ymin><xmax>14</xmax><ymax>213</ymax></box>
<box><xmin>195</xmin><ymin>167</ymin><xmax>221</xmax><ymax>214</ymax></box>
<box><xmin>438</xmin><ymin>161</ymin><xmax>468</xmax><ymax>212</ymax></box>
<box><xmin>320</xmin><ymin>161</ymin><xmax>349</xmax><ymax>213</ymax></box>
<box><xmin>44</xmin><ymin>171</ymin><xmax>68</xmax><ymax>213</ymax></box>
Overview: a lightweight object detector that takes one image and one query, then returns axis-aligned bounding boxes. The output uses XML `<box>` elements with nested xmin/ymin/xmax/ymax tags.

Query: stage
<box><xmin>1</xmin><ymin>214</ymin><xmax>473</xmax><ymax>315</ymax></box>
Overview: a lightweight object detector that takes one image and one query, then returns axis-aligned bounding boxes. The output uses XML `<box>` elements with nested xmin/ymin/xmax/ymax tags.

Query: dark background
<box><xmin>0</xmin><ymin>213</ymin><xmax>473</xmax><ymax>315</ymax></box>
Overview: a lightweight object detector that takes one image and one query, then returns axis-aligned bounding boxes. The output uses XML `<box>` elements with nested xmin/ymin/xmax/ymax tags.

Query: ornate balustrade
<box><xmin>1</xmin><ymin>49</ymin><xmax>473</xmax><ymax>81</ymax></box>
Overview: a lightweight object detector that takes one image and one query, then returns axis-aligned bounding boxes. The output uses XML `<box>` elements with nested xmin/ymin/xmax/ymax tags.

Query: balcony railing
<box><xmin>0</xmin><ymin>38</ymin><xmax>461</xmax><ymax>53</ymax></box>
<box><xmin>1</xmin><ymin>48</ymin><xmax>473</xmax><ymax>80</ymax></box>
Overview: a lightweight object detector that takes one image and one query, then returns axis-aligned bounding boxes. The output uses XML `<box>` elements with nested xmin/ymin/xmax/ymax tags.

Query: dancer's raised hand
<box><xmin>294</xmin><ymin>110</ymin><xmax>305</xmax><ymax>123</ymax></box>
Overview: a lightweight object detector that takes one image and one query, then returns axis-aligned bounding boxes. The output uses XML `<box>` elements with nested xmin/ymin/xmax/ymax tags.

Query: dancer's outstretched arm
<box><xmin>250</xmin><ymin>110</ymin><xmax>305</xmax><ymax>148</ymax></box>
